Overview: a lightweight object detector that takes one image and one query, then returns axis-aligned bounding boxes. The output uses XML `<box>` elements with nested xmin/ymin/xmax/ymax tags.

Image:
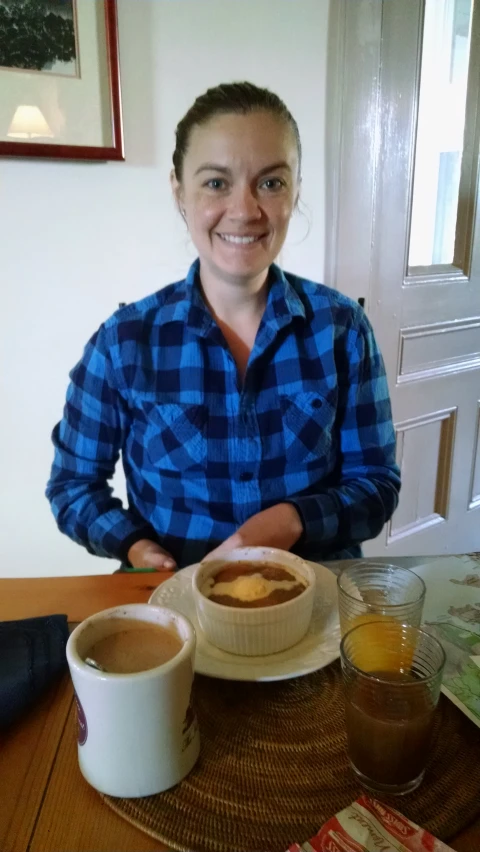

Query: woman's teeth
<box><xmin>218</xmin><ymin>234</ymin><xmax>262</xmax><ymax>244</ymax></box>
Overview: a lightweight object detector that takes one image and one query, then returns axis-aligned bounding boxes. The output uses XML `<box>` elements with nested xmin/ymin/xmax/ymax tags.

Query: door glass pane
<box><xmin>408</xmin><ymin>0</ymin><xmax>473</xmax><ymax>267</ymax></box>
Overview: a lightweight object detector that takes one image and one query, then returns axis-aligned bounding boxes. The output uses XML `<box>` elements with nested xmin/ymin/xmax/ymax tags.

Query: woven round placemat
<box><xmin>101</xmin><ymin>662</ymin><xmax>480</xmax><ymax>852</ymax></box>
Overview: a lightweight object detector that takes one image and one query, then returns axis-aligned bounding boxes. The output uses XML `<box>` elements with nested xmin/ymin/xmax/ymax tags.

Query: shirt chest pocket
<box><xmin>280</xmin><ymin>391</ymin><xmax>337</xmax><ymax>465</ymax></box>
<box><xmin>139</xmin><ymin>401</ymin><xmax>208</xmax><ymax>472</ymax></box>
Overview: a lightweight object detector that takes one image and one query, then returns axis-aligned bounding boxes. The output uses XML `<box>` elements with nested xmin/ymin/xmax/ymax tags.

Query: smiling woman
<box><xmin>170</xmin><ymin>93</ymin><xmax>301</xmax><ymax>313</ymax></box>
<box><xmin>175</xmin><ymin>116</ymin><xmax>296</xmax><ymax>288</ymax></box>
<box><xmin>169</xmin><ymin>108</ymin><xmax>301</xmax><ymax>377</ymax></box>
<box><xmin>46</xmin><ymin>81</ymin><xmax>401</xmax><ymax>574</ymax></box>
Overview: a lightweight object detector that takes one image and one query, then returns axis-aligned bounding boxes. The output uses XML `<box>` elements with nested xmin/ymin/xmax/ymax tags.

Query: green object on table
<box><xmin>122</xmin><ymin>567</ymin><xmax>158</xmax><ymax>573</ymax></box>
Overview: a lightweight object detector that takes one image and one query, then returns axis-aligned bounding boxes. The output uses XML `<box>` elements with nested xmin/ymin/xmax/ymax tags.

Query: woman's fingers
<box><xmin>127</xmin><ymin>539</ymin><xmax>177</xmax><ymax>571</ymax></box>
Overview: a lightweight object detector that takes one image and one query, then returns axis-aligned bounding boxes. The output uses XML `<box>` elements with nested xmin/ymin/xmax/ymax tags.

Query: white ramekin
<box><xmin>192</xmin><ymin>547</ymin><xmax>316</xmax><ymax>656</ymax></box>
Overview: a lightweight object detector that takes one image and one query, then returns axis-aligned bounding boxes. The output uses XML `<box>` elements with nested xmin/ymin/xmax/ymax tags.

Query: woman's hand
<box><xmin>127</xmin><ymin>539</ymin><xmax>177</xmax><ymax>571</ymax></box>
<box><xmin>208</xmin><ymin>503</ymin><xmax>304</xmax><ymax>559</ymax></box>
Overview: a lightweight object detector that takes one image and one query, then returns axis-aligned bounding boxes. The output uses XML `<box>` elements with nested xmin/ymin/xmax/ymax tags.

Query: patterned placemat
<box><xmin>101</xmin><ymin>662</ymin><xmax>480</xmax><ymax>852</ymax></box>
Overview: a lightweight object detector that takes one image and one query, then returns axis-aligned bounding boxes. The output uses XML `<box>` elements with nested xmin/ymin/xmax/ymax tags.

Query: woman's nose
<box><xmin>227</xmin><ymin>186</ymin><xmax>262</xmax><ymax>220</ymax></box>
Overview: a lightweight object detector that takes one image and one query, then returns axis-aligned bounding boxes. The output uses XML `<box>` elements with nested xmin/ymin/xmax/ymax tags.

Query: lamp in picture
<box><xmin>7</xmin><ymin>105</ymin><xmax>54</xmax><ymax>139</ymax></box>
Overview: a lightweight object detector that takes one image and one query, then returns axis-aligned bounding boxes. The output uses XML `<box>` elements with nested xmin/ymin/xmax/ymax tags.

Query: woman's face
<box><xmin>172</xmin><ymin>111</ymin><xmax>300</xmax><ymax>288</ymax></box>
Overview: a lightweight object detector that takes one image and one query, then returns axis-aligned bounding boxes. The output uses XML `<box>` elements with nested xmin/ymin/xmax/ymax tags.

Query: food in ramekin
<box><xmin>192</xmin><ymin>547</ymin><xmax>316</xmax><ymax>656</ymax></box>
<box><xmin>201</xmin><ymin>561</ymin><xmax>308</xmax><ymax>608</ymax></box>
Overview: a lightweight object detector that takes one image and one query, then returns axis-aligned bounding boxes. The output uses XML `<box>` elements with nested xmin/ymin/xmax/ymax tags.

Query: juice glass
<box><xmin>340</xmin><ymin>621</ymin><xmax>446</xmax><ymax>795</ymax></box>
<box><xmin>337</xmin><ymin>563</ymin><xmax>426</xmax><ymax>637</ymax></box>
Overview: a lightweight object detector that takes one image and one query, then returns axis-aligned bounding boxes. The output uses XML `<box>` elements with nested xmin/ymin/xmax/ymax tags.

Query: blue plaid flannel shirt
<box><xmin>46</xmin><ymin>260</ymin><xmax>400</xmax><ymax>568</ymax></box>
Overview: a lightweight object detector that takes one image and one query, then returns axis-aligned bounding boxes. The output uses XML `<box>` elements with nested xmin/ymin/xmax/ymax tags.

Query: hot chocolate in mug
<box><xmin>67</xmin><ymin>603</ymin><xmax>200</xmax><ymax>797</ymax></box>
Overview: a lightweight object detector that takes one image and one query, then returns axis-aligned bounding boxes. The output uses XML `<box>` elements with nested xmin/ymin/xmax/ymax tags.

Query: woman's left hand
<box><xmin>207</xmin><ymin>503</ymin><xmax>304</xmax><ymax>559</ymax></box>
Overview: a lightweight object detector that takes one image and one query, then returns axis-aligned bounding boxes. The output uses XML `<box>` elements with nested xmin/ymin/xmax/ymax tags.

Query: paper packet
<box><xmin>286</xmin><ymin>795</ymin><xmax>453</xmax><ymax>852</ymax></box>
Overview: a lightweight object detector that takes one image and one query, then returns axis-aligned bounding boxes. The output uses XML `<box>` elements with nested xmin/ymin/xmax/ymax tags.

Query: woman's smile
<box><xmin>172</xmin><ymin>110</ymin><xmax>300</xmax><ymax>291</ymax></box>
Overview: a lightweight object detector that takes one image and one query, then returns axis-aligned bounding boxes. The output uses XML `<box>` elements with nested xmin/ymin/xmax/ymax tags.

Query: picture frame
<box><xmin>0</xmin><ymin>0</ymin><xmax>124</xmax><ymax>161</ymax></box>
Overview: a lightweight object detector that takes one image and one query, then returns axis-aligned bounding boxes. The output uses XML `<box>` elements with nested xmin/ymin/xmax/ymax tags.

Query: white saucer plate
<box><xmin>149</xmin><ymin>561</ymin><xmax>341</xmax><ymax>682</ymax></box>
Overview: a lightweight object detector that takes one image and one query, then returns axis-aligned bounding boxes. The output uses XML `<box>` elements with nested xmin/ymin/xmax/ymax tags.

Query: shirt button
<box><xmin>239</xmin><ymin>472</ymin><xmax>253</xmax><ymax>482</ymax></box>
<box><xmin>311</xmin><ymin>399</ymin><xmax>322</xmax><ymax>409</ymax></box>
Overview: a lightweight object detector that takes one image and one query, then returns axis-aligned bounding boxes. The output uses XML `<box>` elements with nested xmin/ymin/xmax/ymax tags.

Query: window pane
<box><xmin>408</xmin><ymin>0</ymin><xmax>473</xmax><ymax>268</ymax></box>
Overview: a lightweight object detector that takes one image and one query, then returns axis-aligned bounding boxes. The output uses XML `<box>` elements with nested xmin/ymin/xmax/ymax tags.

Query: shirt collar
<box><xmin>154</xmin><ymin>260</ymin><xmax>210</xmax><ymax>334</ymax></box>
<box><xmin>158</xmin><ymin>259</ymin><xmax>306</xmax><ymax>335</ymax></box>
<box><xmin>262</xmin><ymin>263</ymin><xmax>306</xmax><ymax>328</ymax></box>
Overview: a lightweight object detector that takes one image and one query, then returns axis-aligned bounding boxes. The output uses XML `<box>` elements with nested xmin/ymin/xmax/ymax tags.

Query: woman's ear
<box><xmin>170</xmin><ymin>169</ymin><xmax>185</xmax><ymax>218</ymax></box>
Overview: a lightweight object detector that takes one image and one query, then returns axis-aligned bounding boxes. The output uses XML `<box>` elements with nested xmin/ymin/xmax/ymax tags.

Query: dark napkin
<box><xmin>0</xmin><ymin>614</ymin><xmax>69</xmax><ymax>729</ymax></box>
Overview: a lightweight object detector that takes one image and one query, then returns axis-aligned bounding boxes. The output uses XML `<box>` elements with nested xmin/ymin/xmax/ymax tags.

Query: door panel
<box><xmin>470</xmin><ymin>401</ymin><xmax>480</xmax><ymax>508</ymax></box>
<box><xmin>333</xmin><ymin>0</ymin><xmax>480</xmax><ymax>554</ymax></box>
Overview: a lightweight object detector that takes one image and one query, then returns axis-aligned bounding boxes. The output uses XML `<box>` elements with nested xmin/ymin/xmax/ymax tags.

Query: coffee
<box><xmin>85</xmin><ymin>618</ymin><xmax>183</xmax><ymax>674</ymax></box>
<box><xmin>345</xmin><ymin>670</ymin><xmax>435</xmax><ymax>786</ymax></box>
<box><xmin>203</xmin><ymin>561</ymin><xmax>307</xmax><ymax>608</ymax></box>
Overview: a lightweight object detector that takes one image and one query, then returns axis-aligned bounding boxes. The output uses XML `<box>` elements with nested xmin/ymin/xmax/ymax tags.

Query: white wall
<box><xmin>0</xmin><ymin>0</ymin><xmax>329</xmax><ymax>578</ymax></box>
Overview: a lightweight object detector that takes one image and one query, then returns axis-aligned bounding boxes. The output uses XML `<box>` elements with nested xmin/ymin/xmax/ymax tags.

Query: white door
<box><xmin>329</xmin><ymin>0</ymin><xmax>480</xmax><ymax>555</ymax></box>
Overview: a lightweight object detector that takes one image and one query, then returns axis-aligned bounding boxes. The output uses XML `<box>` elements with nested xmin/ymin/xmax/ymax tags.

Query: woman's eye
<box><xmin>261</xmin><ymin>178</ymin><xmax>284</xmax><ymax>191</ymax></box>
<box><xmin>205</xmin><ymin>178</ymin><xmax>225</xmax><ymax>190</ymax></box>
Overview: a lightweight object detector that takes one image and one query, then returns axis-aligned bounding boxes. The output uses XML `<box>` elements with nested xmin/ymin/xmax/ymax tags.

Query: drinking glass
<box><xmin>337</xmin><ymin>563</ymin><xmax>426</xmax><ymax>637</ymax></box>
<box><xmin>340</xmin><ymin>621</ymin><xmax>446</xmax><ymax>795</ymax></box>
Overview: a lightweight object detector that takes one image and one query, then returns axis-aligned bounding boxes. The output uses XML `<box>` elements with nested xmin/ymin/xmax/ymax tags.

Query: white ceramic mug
<box><xmin>66</xmin><ymin>603</ymin><xmax>200</xmax><ymax>798</ymax></box>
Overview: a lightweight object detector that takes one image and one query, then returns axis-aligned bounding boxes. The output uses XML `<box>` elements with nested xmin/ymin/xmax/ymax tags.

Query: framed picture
<box><xmin>0</xmin><ymin>0</ymin><xmax>124</xmax><ymax>161</ymax></box>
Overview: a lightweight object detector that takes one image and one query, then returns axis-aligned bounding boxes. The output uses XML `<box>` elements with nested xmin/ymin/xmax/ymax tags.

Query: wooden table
<box><xmin>0</xmin><ymin>568</ymin><xmax>479</xmax><ymax>852</ymax></box>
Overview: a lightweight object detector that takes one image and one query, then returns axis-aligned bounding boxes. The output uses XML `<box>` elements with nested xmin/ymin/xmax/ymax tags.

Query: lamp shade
<box><xmin>7</xmin><ymin>105</ymin><xmax>54</xmax><ymax>139</ymax></box>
